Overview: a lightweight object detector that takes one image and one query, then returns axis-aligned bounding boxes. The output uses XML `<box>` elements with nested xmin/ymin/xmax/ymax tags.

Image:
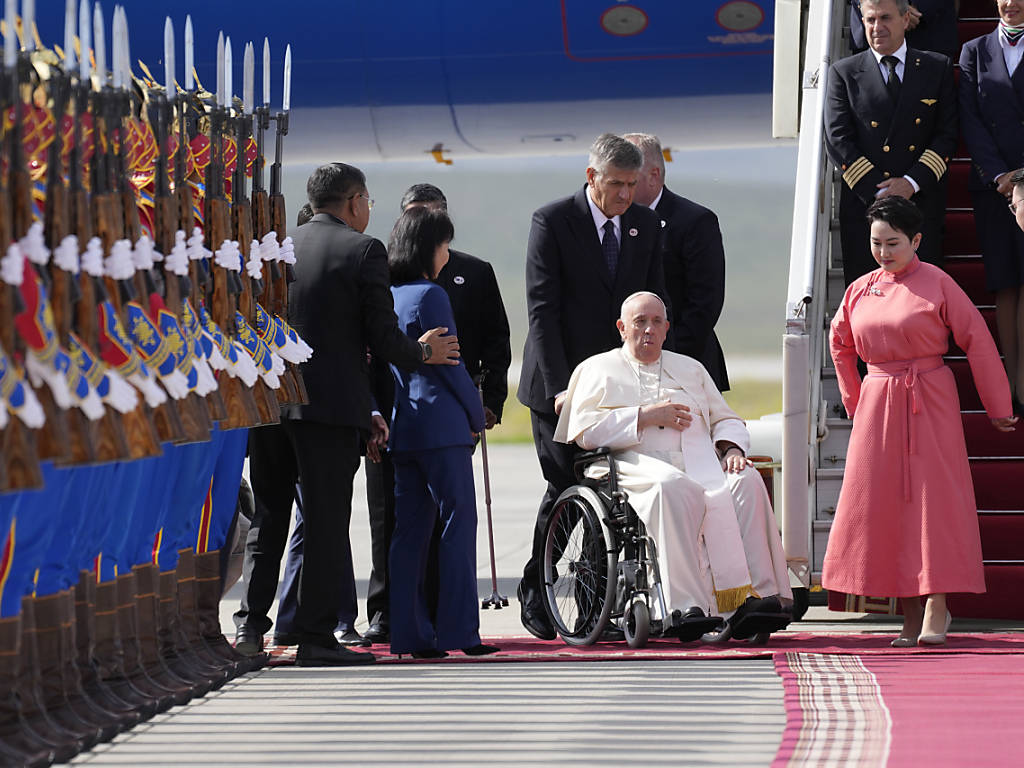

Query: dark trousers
<box><xmin>389</xmin><ymin>447</ymin><xmax>480</xmax><ymax>654</ymax></box>
<box><xmin>233</xmin><ymin>418</ymin><xmax>360</xmax><ymax>640</ymax></box>
<box><xmin>518</xmin><ymin>407</ymin><xmax>579</xmax><ymax>611</ymax></box>
<box><xmin>365</xmin><ymin>453</ymin><xmax>396</xmax><ymax>624</ymax></box>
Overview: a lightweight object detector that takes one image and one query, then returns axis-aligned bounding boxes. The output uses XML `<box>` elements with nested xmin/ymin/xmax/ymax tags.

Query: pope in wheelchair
<box><xmin>546</xmin><ymin>291</ymin><xmax>793</xmax><ymax>646</ymax></box>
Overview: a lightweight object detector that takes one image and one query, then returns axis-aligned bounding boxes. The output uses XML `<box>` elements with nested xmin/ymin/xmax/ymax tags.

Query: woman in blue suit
<box><xmin>386</xmin><ymin>206</ymin><xmax>496</xmax><ymax>658</ymax></box>
<box><xmin>960</xmin><ymin>1</ymin><xmax>1024</xmax><ymax>411</ymax></box>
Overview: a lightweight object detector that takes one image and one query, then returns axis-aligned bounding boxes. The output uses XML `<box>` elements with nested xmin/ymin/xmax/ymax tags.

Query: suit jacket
<box><xmin>435</xmin><ymin>250</ymin><xmax>512</xmax><ymax>421</ymax></box>
<box><xmin>388</xmin><ymin>280</ymin><xmax>486</xmax><ymax>453</ymax></box>
<box><xmin>283</xmin><ymin>212</ymin><xmax>421</xmax><ymax>430</ymax></box>
<box><xmin>517</xmin><ymin>186</ymin><xmax>669</xmax><ymax>412</ymax></box>
<box><xmin>959</xmin><ymin>29</ymin><xmax>1024</xmax><ymax>191</ymax></box>
<box><xmin>655</xmin><ymin>187</ymin><xmax>729</xmax><ymax>392</ymax></box>
<box><xmin>848</xmin><ymin>1</ymin><xmax>958</xmax><ymax>60</ymax></box>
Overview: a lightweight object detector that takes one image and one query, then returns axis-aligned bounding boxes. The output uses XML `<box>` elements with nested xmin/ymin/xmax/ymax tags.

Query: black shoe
<box><xmin>295</xmin><ymin>641</ymin><xmax>376</xmax><ymax>667</ymax></box>
<box><xmin>335</xmin><ymin>629</ymin><xmax>371</xmax><ymax>647</ymax></box>
<box><xmin>234</xmin><ymin>625</ymin><xmax>264</xmax><ymax>655</ymax></box>
<box><xmin>409</xmin><ymin>649</ymin><xmax>448</xmax><ymax>659</ymax></box>
<box><xmin>271</xmin><ymin>631</ymin><xmax>306</xmax><ymax>647</ymax></box>
<box><xmin>363</xmin><ymin>622</ymin><xmax>390</xmax><ymax>644</ymax></box>
<box><xmin>461</xmin><ymin>643</ymin><xmax>499</xmax><ymax>656</ymax></box>
<box><xmin>517</xmin><ymin>583</ymin><xmax>556</xmax><ymax>641</ymax></box>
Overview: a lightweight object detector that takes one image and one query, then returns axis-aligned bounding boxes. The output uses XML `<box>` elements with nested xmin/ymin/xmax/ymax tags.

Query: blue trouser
<box><xmin>35</xmin><ymin>465</ymin><xmax>108</xmax><ymax>595</ymax></box>
<box><xmin>199</xmin><ymin>427</ymin><xmax>248</xmax><ymax>554</ymax></box>
<box><xmin>389</xmin><ymin>446</ymin><xmax>480</xmax><ymax>654</ymax></box>
<box><xmin>154</xmin><ymin>438</ymin><xmax>220</xmax><ymax>571</ymax></box>
<box><xmin>0</xmin><ymin>462</ymin><xmax>75</xmax><ymax>613</ymax></box>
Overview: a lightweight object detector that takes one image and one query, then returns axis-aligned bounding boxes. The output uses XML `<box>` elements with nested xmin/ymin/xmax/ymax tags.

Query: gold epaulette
<box><xmin>843</xmin><ymin>156</ymin><xmax>874</xmax><ymax>189</ymax></box>
<box><xmin>919</xmin><ymin>149</ymin><xmax>947</xmax><ymax>181</ymax></box>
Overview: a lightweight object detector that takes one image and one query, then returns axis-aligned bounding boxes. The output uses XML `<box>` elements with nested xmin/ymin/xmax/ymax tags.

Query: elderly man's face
<box><xmin>1012</xmin><ymin>186</ymin><xmax>1024</xmax><ymax>232</ymax></box>
<box><xmin>586</xmin><ymin>165</ymin><xmax>639</xmax><ymax>218</ymax></box>
<box><xmin>617</xmin><ymin>294</ymin><xmax>669</xmax><ymax>364</ymax></box>
<box><xmin>861</xmin><ymin>0</ymin><xmax>909</xmax><ymax>56</ymax></box>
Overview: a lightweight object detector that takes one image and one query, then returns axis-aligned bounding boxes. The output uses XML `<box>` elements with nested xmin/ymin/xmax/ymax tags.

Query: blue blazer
<box><xmin>959</xmin><ymin>29</ymin><xmax>1024</xmax><ymax>191</ymax></box>
<box><xmin>389</xmin><ymin>280</ymin><xmax>486</xmax><ymax>453</ymax></box>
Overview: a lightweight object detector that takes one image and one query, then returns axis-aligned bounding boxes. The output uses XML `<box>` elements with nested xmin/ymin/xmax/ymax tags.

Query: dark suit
<box><xmin>959</xmin><ymin>29</ymin><xmax>1024</xmax><ymax>291</ymax></box>
<box><xmin>825</xmin><ymin>46</ymin><xmax>958</xmax><ymax>283</ymax></box>
<box><xmin>388</xmin><ymin>281</ymin><xmax>486</xmax><ymax>653</ymax></box>
<box><xmin>516</xmin><ymin>185</ymin><xmax>669</xmax><ymax>611</ymax></box>
<box><xmin>848</xmin><ymin>1</ymin><xmax>959</xmax><ymax>60</ymax></box>
<box><xmin>655</xmin><ymin>187</ymin><xmax>729</xmax><ymax>391</ymax></box>
<box><xmin>363</xmin><ymin>248</ymin><xmax>510</xmax><ymax>627</ymax></box>
<box><xmin>235</xmin><ymin>212</ymin><xmax>422</xmax><ymax>643</ymax></box>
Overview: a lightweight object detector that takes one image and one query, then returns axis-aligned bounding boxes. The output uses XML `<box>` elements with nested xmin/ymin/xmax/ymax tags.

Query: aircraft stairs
<box><xmin>812</xmin><ymin>0</ymin><xmax>1024</xmax><ymax>619</ymax></box>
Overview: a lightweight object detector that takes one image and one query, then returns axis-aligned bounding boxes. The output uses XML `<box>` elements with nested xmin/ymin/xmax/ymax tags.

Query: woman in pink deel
<box><xmin>824</xmin><ymin>196</ymin><xmax>1018</xmax><ymax>646</ymax></box>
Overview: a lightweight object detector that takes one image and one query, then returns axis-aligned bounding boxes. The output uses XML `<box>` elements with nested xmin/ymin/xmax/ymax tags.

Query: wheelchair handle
<box><xmin>572</xmin><ymin>447</ymin><xmax>622</xmax><ymax>497</ymax></box>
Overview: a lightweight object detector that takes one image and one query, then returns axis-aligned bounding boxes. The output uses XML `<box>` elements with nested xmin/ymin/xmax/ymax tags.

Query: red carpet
<box><xmin>774</xmin><ymin>652</ymin><xmax>1024</xmax><ymax>767</ymax></box>
<box><xmin>263</xmin><ymin>632</ymin><xmax>1024</xmax><ymax>665</ymax></box>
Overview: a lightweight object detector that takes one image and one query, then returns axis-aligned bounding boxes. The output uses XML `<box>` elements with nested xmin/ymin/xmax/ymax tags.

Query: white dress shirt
<box><xmin>586</xmin><ymin>187</ymin><xmax>621</xmax><ymax>247</ymax></box>
<box><xmin>869</xmin><ymin>41</ymin><xmax>919</xmax><ymax>194</ymax></box>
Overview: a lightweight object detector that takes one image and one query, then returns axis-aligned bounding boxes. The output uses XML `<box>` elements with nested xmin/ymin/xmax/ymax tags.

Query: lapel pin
<box><xmin>660</xmin><ymin>220</ymin><xmax>666</xmax><ymax>228</ymax></box>
<box><xmin>629</xmin><ymin>227</ymin><xmax>638</xmax><ymax>237</ymax></box>
<box><xmin>454</xmin><ymin>275</ymin><xmax>465</xmax><ymax>285</ymax></box>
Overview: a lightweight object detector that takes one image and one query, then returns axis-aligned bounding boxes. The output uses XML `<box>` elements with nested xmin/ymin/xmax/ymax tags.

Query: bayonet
<box><xmin>224</xmin><ymin>36</ymin><xmax>232</xmax><ymax>111</ymax></box>
<box><xmin>23</xmin><ymin>0</ymin><xmax>35</xmax><ymax>52</ymax></box>
<box><xmin>93</xmin><ymin>2</ymin><xmax>105</xmax><ymax>83</ymax></box>
<box><xmin>184</xmin><ymin>15</ymin><xmax>193</xmax><ymax>92</ymax></box>
<box><xmin>262</xmin><ymin>38</ymin><xmax>269</xmax><ymax>107</ymax></box>
<box><xmin>215</xmin><ymin>31</ymin><xmax>223</xmax><ymax>107</ymax></box>
<box><xmin>78</xmin><ymin>0</ymin><xmax>90</xmax><ymax>81</ymax></box>
<box><xmin>163</xmin><ymin>16</ymin><xmax>173</xmax><ymax>99</ymax></box>
<box><xmin>63</xmin><ymin>0</ymin><xmax>76</xmax><ymax>71</ymax></box>
<box><xmin>283</xmin><ymin>44</ymin><xmax>290</xmax><ymax>112</ymax></box>
<box><xmin>243</xmin><ymin>42</ymin><xmax>253</xmax><ymax>116</ymax></box>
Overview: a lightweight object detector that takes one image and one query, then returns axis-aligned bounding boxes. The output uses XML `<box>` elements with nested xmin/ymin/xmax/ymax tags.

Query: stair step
<box><xmin>949</xmin><ymin>564</ymin><xmax>1024</xmax><ymax>619</ymax></box>
<box><xmin>944</xmin><ymin>256</ymin><xmax>993</xmax><ymax>306</ymax></box>
<box><xmin>943</xmin><ymin>210</ymin><xmax>979</xmax><ymax>257</ymax></box>
<box><xmin>946</xmin><ymin>160</ymin><xmax>972</xmax><ymax>210</ymax></box>
<box><xmin>963</xmin><ymin>411</ymin><xmax>1024</xmax><ymax>457</ymax></box>
<box><xmin>971</xmin><ymin>459</ymin><xmax>1024</xmax><ymax>510</ymax></box>
<box><xmin>959</xmin><ymin>19</ymin><xmax>996</xmax><ymax>48</ymax></box>
<box><xmin>979</xmin><ymin>512</ymin><xmax>1024</xmax><ymax>561</ymax></box>
<box><xmin>948</xmin><ymin>357</ymin><xmax>983</xmax><ymax>411</ymax></box>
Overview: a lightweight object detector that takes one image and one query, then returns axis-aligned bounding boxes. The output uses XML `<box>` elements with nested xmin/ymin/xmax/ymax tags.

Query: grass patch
<box><xmin>488</xmin><ymin>378</ymin><xmax>783</xmax><ymax>444</ymax></box>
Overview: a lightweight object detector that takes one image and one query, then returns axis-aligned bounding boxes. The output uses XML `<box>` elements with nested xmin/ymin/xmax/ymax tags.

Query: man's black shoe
<box><xmin>517</xmin><ymin>583</ymin><xmax>556</xmax><ymax>640</ymax></box>
<box><xmin>363</xmin><ymin>621</ymin><xmax>390</xmax><ymax>644</ymax></box>
<box><xmin>271</xmin><ymin>631</ymin><xmax>306</xmax><ymax>647</ymax></box>
<box><xmin>295</xmin><ymin>641</ymin><xmax>376</xmax><ymax>667</ymax></box>
<box><xmin>335</xmin><ymin>629</ymin><xmax>371</xmax><ymax>647</ymax></box>
<box><xmin>234</xmin><ymin>625</ymin><xmax>264</xmax><ymax>656</ymax></box>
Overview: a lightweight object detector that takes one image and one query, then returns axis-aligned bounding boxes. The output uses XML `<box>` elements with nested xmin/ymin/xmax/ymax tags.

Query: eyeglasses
<box><xmin>349</xmin><ymin>192</ymin><xmax>374</xmax><ymax>211</ymax></box>
<box><xmin>1010</xmin><ymin>199</ymin><xmax>1023</xmax><ymax>215</ymax></box>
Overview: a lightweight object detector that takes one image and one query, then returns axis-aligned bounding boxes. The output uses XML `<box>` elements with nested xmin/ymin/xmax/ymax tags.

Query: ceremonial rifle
<box><xmin>202</xmin><ymin>32</ymin><xmax>262</xmax><ymax>429</ymax></box>
<box><xmin>90</xmin><ymin>4</ymin><xmax>187</xmax><ymax>445</ymax></box>
<box><xmin>7</xmin><ymin>0</ymin><xmax>69</xmax><ymax>461</ymax></box>
<box><xmin>0</xmin><ymin>0</ymin><xmax>42</xmax><ymax>488</ymax></box>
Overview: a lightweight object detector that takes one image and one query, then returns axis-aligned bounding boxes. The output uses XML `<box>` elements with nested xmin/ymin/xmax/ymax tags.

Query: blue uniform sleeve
<box><xmin>419</xmin><ymin>285</ymin><xmax>487</xmax><ymax>433</ymax></box>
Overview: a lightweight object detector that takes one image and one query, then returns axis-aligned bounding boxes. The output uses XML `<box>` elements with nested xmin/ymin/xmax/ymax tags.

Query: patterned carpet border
<box><xmin>262</xmin><ymin>631</ymin><xmax>1024</xmax><ymax>666</ymax></box>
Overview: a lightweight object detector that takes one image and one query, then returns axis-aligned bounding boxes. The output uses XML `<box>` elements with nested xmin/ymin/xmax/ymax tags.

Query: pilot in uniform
<box><xmin>825</xmin><ymin>28</ymin><xmax>958</xmax><ymax>284</ymax></box>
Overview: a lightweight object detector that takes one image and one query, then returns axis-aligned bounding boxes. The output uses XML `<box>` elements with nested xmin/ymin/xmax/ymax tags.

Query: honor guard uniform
<box><xmin>825</xmin><ymin>40</ymin><xmax>958</xmax><ymax>284</ymax></box>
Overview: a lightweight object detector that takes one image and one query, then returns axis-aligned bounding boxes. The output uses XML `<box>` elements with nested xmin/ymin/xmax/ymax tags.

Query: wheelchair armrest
<box><xmin>572</xmin><ymin>447</ymin><xmax>611</xmax><ymax>481</ymax></box>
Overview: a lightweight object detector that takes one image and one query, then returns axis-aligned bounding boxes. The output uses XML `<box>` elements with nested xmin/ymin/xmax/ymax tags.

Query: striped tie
<box><xmin>601</xmin><ymin>220</ymin><xmax>619</xmax><ymax>278</ymax></box>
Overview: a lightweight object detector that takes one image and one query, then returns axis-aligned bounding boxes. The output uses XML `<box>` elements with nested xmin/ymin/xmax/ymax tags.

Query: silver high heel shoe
<box><xmin>918</xmin><ymin>610</ymin><xmax>952</xmax><ymax>646</ymax></box>
<box><xmin>890</xmin><ymin>634</ymin><xmax>917</xmax><ymax>648</ymax></box>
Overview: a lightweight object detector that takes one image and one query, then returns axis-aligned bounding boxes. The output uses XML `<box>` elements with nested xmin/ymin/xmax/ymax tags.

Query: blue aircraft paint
<box><xmin>32</xmin><ymin>1</ymin><xmax>774</xmax><ymax>109</ymax></box>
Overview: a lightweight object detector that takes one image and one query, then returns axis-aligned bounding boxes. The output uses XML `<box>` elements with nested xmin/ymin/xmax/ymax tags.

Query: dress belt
<box><xmin>865</xmin><ymin>356</ymin><xmax>944</xmax><ymax>501</ymax></box>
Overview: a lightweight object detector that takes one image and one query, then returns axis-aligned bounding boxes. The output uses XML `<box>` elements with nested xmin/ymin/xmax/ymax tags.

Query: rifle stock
<box><xmin>268</xmin><ymin>191</ymin><xmax>309</xmax><ymax>405</ymax></box>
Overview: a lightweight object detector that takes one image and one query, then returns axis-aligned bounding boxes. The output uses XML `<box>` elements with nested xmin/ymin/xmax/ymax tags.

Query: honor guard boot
<box><xmin>195</xmin><ymin>550</ymin><xmax>254</xmax><ymax>676</ymax></box>
<box><xmin>157</xmin><ymin>568</ymin><xmax>229</xmax><ymax>691</ymax></box>
<box><xmin>93</xmin><ymin>579</ymin><xmax>171</xmax><ymax>717</ymax></box>
<box><xmin>0</xmin><ymin>614</ymin><xmax>55</xmax><ymax>768</ymax></box>
<box><xmin>71</xmin><ymin>573</ymin><xmax>142</xmax><ymax>732</ymax></box>
<box><xmin>175</xmin><ymin>550</ymin><xmax>239</xmax><ymax>681</ymax></box>
<box><xmin>14</xmin><ymin>597</ymin><xmax>87</xmax><ymax>762</ymax></box>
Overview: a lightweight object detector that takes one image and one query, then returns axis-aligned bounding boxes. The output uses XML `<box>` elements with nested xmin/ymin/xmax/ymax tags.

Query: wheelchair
<box><xmin>540</xmin><ymin>447</ymin><xmax>724</xmax><ymax>648</ymax></box>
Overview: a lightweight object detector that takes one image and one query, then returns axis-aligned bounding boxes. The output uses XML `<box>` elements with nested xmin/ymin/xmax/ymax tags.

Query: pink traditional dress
<box><xmin>823</xmin><ymin>256</ymin><xmax>1011</xmax><ymax>597</ymax></box>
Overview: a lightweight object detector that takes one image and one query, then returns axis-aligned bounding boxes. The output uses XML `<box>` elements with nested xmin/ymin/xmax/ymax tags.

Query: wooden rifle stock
<box><xmin>268</xmin><ymin>192</ymin><xmax>309</xmax><ymax>405</ymax></box>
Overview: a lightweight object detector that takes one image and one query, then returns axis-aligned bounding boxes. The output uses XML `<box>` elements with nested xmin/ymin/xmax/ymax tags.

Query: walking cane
<box><xmin>477</xmin><ymin>372</ymin><xmax>508</xmax><ymax>609</ymax></box>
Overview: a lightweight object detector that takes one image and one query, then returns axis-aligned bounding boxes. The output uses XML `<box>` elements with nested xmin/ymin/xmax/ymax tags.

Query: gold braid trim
<box><xmin>843</xmin><ymin>157</ymin><xmax>874</xmax><ymax>189</ymax></box>
<box><xmin>715</xmin><ymin>584</ymin><xmax>755</xmax><ymax>613</ymax></box>
<box><xmin>920</xmin><ymin>149</ymin><xmax>946</xmax><ymax>181</ymax></box>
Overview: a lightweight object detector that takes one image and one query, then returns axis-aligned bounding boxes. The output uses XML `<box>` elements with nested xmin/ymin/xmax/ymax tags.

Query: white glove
<box><xmin>202</xmin><ymin>331</ymin><xmax>228</xmax><ymax>371</ymax></box>
<box><xmin>12</xmin><ymin>385</ymin><xmax>46</xmax><ymax>429</ymax></box>
<box><xmin>128</xmin><ymin>371</ymin><xmax>168</xmax><ymax>408</ymax></box>
<box><xmin>158</xmin><ymin>368</ymin><xmax>191</xmax><ymax>400</ymax></box>
<box><xmin>227</xmin><ymin>341</ymin><xmax>259</xmax><ymax>387</ymax></box>
<box><xmin>25</xmin><ymin>350</ymin><xmax>73</xmax><ymax>409</ymax></box>
<box><xmin>102</xmin><ymin>368</ymin><xmax>140</xmax><ymax>414</ymax></box>
<box><xmin>192</xmin><ymin>355</ymin><xmax>219</xmax><ymax>397</ymax></box>
<box><xmin>76</xmin><ymin>387</ymin><xmax>106</xmax><ymax>421</ymax></box>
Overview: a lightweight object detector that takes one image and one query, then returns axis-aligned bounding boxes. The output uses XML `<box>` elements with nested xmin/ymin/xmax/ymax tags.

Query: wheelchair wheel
<box><xmin>623</xmin><ymin>599</ymin><xmax>649</xmax><ymax>649</ymax></box>
<box><xmin>542</xmin><ymin>485</ymin><xmax>617</xmax><ymax>646</ymax></box>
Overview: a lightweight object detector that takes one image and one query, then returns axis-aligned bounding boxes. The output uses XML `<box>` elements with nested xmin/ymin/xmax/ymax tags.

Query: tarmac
<box><xmin>68</xmin><ymin>444</ymin><xmax>1024</xmax><ymax>767</ymax></box>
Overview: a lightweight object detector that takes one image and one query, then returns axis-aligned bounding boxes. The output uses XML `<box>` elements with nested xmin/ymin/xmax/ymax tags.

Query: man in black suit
<box><xmin>624</xmin><ymin>133</ymin><xmax>730</xmax><ymax>392</ymax></box>
<box><xmin>516</xmin><ymin>133</ymin><xmax>670</xmax><ymax>639</ymax></box>
<box><xmin>234</xmin><ymin>163</ymin><xmax>459</xmax><ymax>666</ymax></box>
<box><xmin>826</xmin><ymin>0</ymin><xmax>958</xmax><ymax>285</ymax></box>
<box><xmin>361</xmin><ymin>183</ymin><xmax>512</xmax><ymax>644</ymax></box>
<box><xmin>848</xmin><ymin>0</ymin><xmax>959</xmax><ymax>60</ymax></box>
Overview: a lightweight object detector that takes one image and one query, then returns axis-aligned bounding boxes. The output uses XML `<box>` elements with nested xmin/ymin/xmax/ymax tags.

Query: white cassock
<box><xmin>553</xmin><ymin>347</ymin><xmax>791</xmax><ymax>618</ymax></box>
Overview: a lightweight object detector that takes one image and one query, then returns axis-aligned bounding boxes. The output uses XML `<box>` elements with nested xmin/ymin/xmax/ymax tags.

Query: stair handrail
<box><xmin>779</xmin><ymin>0</ymin><xmax>847</xmax><ymax>589</ymax></box>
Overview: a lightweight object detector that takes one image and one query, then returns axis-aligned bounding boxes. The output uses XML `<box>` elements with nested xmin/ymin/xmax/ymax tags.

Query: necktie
<box><xmin>601</xmin><ymin>220</ymin><xmax>619</xmax><ymax>278</ymax></box>
<box><xmin>1000</xmin><ymin>21</ymin><xmax>1024</xmax><ymax>47</ymax></box>
<box><xmin>882</xmin><ymin>55</ymin><xmax>901</xmax><ymax>102</ymax></box>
